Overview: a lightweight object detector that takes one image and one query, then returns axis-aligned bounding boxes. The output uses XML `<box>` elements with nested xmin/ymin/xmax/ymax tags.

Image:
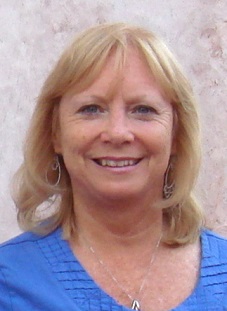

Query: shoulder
<box><xmin>0</xmin><ymin>231</ymin><xmax>39</xmax><ymax>260</ymax></box>
<box><xmin>0</xmin><ymin>231</ymin><xmax>48</xmax><ymax>310</ymax></box>
<box><xmin>201</xmin><ymin>228</ymin><xmax>227</xmax><ymax>260</ymax></box>
<box><xmin>0</xmin><ymin>228</ymin><xmax>79</xmax><ymax>310</ymax></box>
<box><xmin>0</xmin><ymin>228</ymin><xmax>62</xmax><ymax>289</ymax></box>
<box><xmin>0</xmin><ymin>228</ymin><xmax>61</xmax><ymax>268</ymax></box>
<box><xmin>0</xmin><ymin>231</ymin><xmax>43</xmax><ymax>258</ymax></box>
<box><xmin>1</xmin><ymin>230</ymin><xmax>41</xmax><ymax>247</ymax></box>
<box><xmin>200</xmin><ymin>228</ymin><xmax>227</xmax><ymax>304</ymax></box>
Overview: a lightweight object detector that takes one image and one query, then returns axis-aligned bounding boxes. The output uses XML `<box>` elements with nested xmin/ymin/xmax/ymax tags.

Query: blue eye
<box><xmin>134</xmin><ymin>105</ymin><xmax>157</xmax><ymax>114</ymax></box>
<box><xmin>131</xmin><ymin>105</ymin><xmax>158</xmax><ymax>121</ymax></box>
<box><xmin>79</xmin><ymin>104</ymin><xmax>103</xmax><ymax>115</ymax></box>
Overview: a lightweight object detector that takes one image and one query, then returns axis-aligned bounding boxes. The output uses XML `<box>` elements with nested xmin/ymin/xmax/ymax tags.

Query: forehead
<box><xmin>76</xmin><ymin>48</ymin><xmax>165</xmax><ymax>100</ymax></box>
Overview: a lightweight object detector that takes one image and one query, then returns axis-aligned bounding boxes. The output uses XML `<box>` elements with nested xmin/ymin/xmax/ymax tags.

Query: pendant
<box><xmin>131</xmin><ymin>299</ymin><xmax>140</xmax><ymax>310</ymax></box>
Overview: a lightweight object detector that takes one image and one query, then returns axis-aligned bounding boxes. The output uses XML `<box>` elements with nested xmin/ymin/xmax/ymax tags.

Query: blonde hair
<box><xmin>13</xmin><ymin>23</ymin><xmax>204</xmax><ymax>244</ymax></box>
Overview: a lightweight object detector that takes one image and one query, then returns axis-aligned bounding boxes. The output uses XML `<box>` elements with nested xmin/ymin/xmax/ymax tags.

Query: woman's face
<box><xmin>54</xmin><ymin>49</ymin><xmax>176</xmax><ymax>204</ymax></box>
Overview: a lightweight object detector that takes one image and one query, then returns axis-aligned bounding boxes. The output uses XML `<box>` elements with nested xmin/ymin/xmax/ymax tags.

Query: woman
<box><xmin>0</xmin><ymin>23</ymin><xmax>226</xmax><ymax>311</ymax></box>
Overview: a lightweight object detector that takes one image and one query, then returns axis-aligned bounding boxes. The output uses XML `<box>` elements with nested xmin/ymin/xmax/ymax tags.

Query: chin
<box><xmin>96</xmin><ymin>185</ymin><xmax>147</xmax><ymax>202</ymax></box>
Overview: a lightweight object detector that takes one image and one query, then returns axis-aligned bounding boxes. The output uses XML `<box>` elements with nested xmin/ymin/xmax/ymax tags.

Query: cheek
<box><xmin>145</xmin><ymin>125</ymin><xmax>173</xmax><ymax>152</ymax></box>
<box><xmin>156</xmin><ymin>136</ymin><xmax>173</xmax><ymax>158</ymax></box>
<box><xmin>157</xmin><ymin>121</ymin><xmax>175</xmax><ymax>153</ymax></box>
<box><xmin>60</xmin><ymin>124</ymin><xmax>96</xmax><ymax>158</ymax></box>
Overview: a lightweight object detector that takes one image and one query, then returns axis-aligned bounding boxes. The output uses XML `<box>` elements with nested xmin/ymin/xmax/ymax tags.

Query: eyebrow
<box><xmin>71</xmin><ymin>94</ymin><xmax>107</xmax><ymax>104</ymax></box>
<box><xmin>124</xmin><ymin>94</ymin><xmax>168</xmax><ymax>107</ymax></box>
<box><xmin>125</xmin><ymin>94</ymin><xmax>158</xmax><ymax>101</ymax></box>
<box><xmin>72</xmin><ymin>93</ymin><xmax>164</xmax><ymax>103</ymax></box>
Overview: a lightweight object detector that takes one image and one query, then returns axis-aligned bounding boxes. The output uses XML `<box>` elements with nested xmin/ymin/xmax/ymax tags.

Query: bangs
<box><xmin>137</xmin><ymin>39</ymin><xmax>178</xmax><ymax>103</ymax></box>
<box><xmin>65</xmin><ymin>45</ymin><xmax>127</xmax><ymax>97</ymax></box>
<box><xmin>56</xmin><ymin>30</ymin><xmax>128</xmax><ymax>97</ymax></box>
<box><xmin>53</xmin><ymin>24</ymin><xmax>179</xmax><ymax>104</ymax></box>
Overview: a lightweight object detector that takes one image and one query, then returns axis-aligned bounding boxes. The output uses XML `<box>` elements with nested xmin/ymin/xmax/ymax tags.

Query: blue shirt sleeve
<box><xmin>0</xmin><ymin>267</ymin><xmax>13</xmax><ymax>311</ymax></box>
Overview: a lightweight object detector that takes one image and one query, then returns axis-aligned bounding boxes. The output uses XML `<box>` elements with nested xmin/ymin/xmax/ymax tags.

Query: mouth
<box><xmin>93</xmin><ymin>158</ymin><xmax>142</xmax><ymax>168</ymax></box>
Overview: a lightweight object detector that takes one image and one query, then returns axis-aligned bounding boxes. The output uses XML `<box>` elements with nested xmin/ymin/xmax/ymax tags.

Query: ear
<box><xmin>171</xmin><ymin>108</ymin><xmax>178</xmax><ymax>155</ymax></box>
<box><xmin>52</xmin><ymin>105</ymin><xmax>62</xmax><ymax>154</ymax></box>
<box><xmin>52</xmin><ymin>131</ymin><xmax>62</xmax><ymax>154</ymax></box>
<box><xmin>171</xmin><ymin>137</ymin><xmax>177</xmax><ymax>155</ymax></box>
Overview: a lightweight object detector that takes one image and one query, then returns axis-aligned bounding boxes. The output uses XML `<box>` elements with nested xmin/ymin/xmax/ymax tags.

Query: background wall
<box><xmin>0</xmin><ymin>0</ymin><xmax>226</xmax><ymax>242</ymax></box>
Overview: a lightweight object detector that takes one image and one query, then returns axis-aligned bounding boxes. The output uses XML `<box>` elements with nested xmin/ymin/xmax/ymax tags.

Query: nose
<box><xmin>100</xmin><ymin>109</ymin><xmax>134</xmax><ymax>145</ymax></box>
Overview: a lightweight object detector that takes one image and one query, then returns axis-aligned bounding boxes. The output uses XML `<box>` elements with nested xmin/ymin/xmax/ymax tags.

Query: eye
<box><xmin>134</xmin><ymin>105</ymin><xmax>155</xmax><ymax>114</ymax></box>
<box><xmin>78</xmin><ymin>104</ymin><xmax>104</xmax><ymax>115</ymax></box>
<box><xmin>132</xmin><ymin>105</ymin><xmax>158</xmax><ymax>117</ymax></box>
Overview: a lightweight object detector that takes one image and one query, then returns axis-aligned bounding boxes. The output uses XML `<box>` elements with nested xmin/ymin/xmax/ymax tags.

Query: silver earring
<box><xmin>163</xmin><ymin>161</ymin><xmax>175</xmax><ymax>199</ymax></box>
<box><xmin>45</xmin><ymin>155</ymin><xmax>61</xmax><ymax>186</ymax></box>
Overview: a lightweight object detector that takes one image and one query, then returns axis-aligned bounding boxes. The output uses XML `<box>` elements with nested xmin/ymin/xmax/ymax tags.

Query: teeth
<box><xmin>98</xmin><ymin>159</ymin><xmax>137</xmax><ymax>167</ymax></box>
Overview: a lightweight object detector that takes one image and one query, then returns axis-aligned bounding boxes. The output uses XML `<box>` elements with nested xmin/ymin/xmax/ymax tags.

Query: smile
<box><xmin>94</xmin><ymin>158</ymin><xmax>141</xmax><ymax>167</ymax></box>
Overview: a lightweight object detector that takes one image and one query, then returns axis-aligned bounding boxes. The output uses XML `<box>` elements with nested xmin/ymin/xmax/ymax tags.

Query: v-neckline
<box><xmin>37</xmin><ymin>227</ymin><xmax>219</xmax><ymax>311</ymax></box>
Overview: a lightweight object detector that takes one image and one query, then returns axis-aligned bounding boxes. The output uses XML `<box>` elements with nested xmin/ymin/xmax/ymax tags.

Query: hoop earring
<box><xmin>45</xmin><ymin>155</ymin><xmax>61</xmax><ymax>186</ymax></box>
<box><xmin>163</xmin><ymin>161</ymin><xmax>175</xmax><ymax>199</ymax></box>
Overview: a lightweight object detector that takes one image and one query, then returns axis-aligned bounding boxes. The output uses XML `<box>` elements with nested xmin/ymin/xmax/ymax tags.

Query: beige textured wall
<box><xmin>0</xmin><ymin>0</ymin><xmax>226</xmax><ymax>242</ymax></box>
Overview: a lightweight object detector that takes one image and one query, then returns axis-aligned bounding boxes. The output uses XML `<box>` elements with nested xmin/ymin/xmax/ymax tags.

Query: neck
<box><xmin>69</xmin><ymin>192</ymin><xmax>164</xmax><ymax>311</ymax></box>
<box><xmin>71</xmin><ymin>190</ymin><xmax>163</xmax><ymax>248</ymax></box>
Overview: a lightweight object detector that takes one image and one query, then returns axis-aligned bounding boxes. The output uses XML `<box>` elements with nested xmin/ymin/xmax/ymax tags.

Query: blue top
<box><xmin>0</xmin><ymin>228</ymin><xmax>227</xmax><ymax>311</ymax></box>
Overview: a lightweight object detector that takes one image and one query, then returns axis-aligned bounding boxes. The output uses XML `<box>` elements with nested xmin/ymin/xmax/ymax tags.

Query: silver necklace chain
<box><xmin>80</xmin><ymin>231</ymin><xmax>162</xmax><ymax>311</ymax></box>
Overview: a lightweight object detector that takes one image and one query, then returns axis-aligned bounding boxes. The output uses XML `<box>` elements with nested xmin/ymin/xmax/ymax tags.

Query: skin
<box><xmin>54</xmin><ymin>48</ymin><xmax>175</xmax><ymax>212</ymax></box>
<box><xmin>53</xmin><ymin>48</ymin><xmax>200</xmax><ymax>311</ymax></box>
